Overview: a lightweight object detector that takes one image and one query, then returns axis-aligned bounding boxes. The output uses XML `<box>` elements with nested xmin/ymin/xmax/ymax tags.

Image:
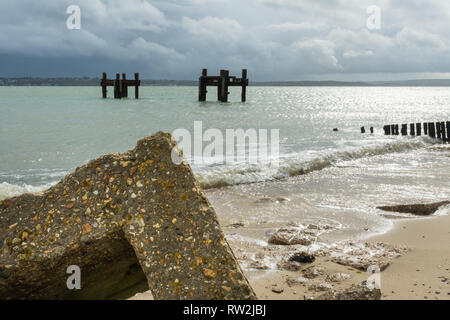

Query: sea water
<box><xmin>1</xmin><ymin>86</ymin><xmax>449</xmax><ymax>244</ymax></box>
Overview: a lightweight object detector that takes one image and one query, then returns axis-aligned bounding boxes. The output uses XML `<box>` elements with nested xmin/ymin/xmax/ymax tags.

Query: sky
<box><xmin>1</xmin><ymin>0</ymin><xmax>450</xmax><ymax>81</ymax></box>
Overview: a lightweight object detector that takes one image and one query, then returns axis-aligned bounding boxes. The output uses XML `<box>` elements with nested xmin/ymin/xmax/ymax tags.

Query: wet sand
<box><xmin>129</xmin><ymin>210</ymin><xmax>450</xmax><ymax>300</ymax></box>
<box><xmin>248</xmin><ymin>213</ymin><xmax>450</xmax><ymax>300</ymax></box>
<box><xmin>127</xmin><ymin>147</ymin><xmax>450</xmax><ymax>301</ymax></box>
<box><xmin>248</xmin><ymin>256</ymin><xmax>369</xmax><ymax>300</ymax></box>
<box><xmin>367</xmin><ymin>214</ymin><xmax>450</xmax><ymax>300</ymax></box>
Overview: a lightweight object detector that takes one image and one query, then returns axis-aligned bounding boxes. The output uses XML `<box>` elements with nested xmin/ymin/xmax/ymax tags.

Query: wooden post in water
<box><xmin>391</xmin><ymin>124</ymin><xmax>398</xmax><ymax>135</ymax></box>
<box><xmin>410</xmin><ymin>123</ymin><xmax>415</xmax><ymax>136</ymax></box>
<box><xmin>223</xmin><ymin>70</ymin><xmax>230</xmax><ymax>103</ymax></box>
<box><xmin>134</xmin><ymin>73</ymin><xmax>140</xmax><ymax>99</ymax></box>
<box><xmin>121</xmin><ymin>74</ymin><xmax>128</xmax><ymax>98</ymax></box>
<box><xmin>447</xmin><ymin>121</ymin><xmax>450</xmax><ymax>142</ymax></box>
<box><xmin>100</xmin><ymin>72</ymin><xmax>140</xmax><ymax>99</ymax></box>
<box><xmin>199</xmin><ymin>69</ymin><xmax>248</xmax><ymax>103</ymax></box>
<box><xmin>114</xmin><ymin>73</ymin><xmax>121</xmax><ymax>99</ymax></box>
<box><xmin>241</xmin><ymin>69</ymin><xmax>247</xmax><ymax>102</ymax></box>
<box><xmin>102</xmin><ymin>73</ymin><xmax>107</xmax><ymax>98</ymax></box>
<box><xmin>429</xmin><ymin>122</ymin><xmax>436</xmax><ymax>138</ymax></box>
<box><xmin>401</xmin><ymin>124</ymin><xmax>408</xmax><ymax>136</ymax></box>
<box><xmin>199</xmin><ymin>69</ymin><xmax>208</xmax><ymax>102</ymax></box>
<box><xmin>436</xmin><ymin>122</ymin><xmax>442</xmax><ymax>139</ymax></box>
<box><xmin>439</xmin><ymin>121</ymin><xmax>446</xmax><ymax>141</ymax></box>
<box><xmin>416</xmin><ymin>123</ymin><xmax>422</xmax><ymax>136</ymax></box>
<box><xmin>217</xmin><ymin>70</ymin><xmax>225</xmax><ymax>102</ymax></box>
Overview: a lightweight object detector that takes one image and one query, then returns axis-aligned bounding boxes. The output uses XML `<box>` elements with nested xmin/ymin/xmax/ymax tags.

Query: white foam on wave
<box><xmin>434</xmin><ymin>204</ymin><xmax>450</xmax><ymax>216</ymax></box>
<box><xmin>226</xmin><ymin>233</ymin><xmax>269</xmax><ymax>247</ymax></box>
<box><xmin>197</xmin><ymin>137</ymin><xmax>435</xmax><ymax>189</ymax></box>
<box><xmin>0</xmin><ymin>168</ymin><xmax>68</xmax><ymax>180</ymax></box>
<box><xmin>0</xmin><ymin>182</ymin><xmax>56</xmax><ymax>201</ymax></box>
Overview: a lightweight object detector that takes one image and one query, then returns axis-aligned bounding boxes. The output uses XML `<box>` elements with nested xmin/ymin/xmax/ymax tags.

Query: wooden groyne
<box><xmin>383</xmin><ymin>121</ymin><xmax>450</xmax><ymax>142</ymax></box>
<box><xmin>198</xmin><ymin>69</ymin><xmax>248</xmax><ymax>102</ymax></box>
<box><xmin>101</xmin><ymin>73</ymin><xmax>141</xmax><ymax>99</ymax></box>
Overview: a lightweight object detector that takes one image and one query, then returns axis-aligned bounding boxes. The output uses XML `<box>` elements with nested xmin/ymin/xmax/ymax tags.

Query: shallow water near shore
<box><xmin>1</xmin><ymin>86</ymin><xmax>449</xmax><ymax>263</ymax></box>
<box><xmin>208</xmin><ymin>145</ymin><xmax>450</xmax><ymax>246</ymax></box>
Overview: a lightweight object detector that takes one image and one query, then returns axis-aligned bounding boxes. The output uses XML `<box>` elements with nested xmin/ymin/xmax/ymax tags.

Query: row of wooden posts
<box><xmin>101</xmin><ymin>73</ymin><xmax>141</xmax><ymax>99</ymax></box>
<box><xmin>198</xmin><ymin>69</ymin><xmax>249</xmax><ymax>102</ymax></box>
<box><xmin>100</xmin><ymin>69</ymin><xmax>249</xmax><ymax>102</ymax></box>
<box><xmin>384</xmin><ymin>121</ymin><xmax>450</xmax><ymax>142</ymax></box>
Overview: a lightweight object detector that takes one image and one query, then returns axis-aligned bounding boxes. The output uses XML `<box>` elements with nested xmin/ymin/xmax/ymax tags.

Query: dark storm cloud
<box><xmin>0</xmin><ymin>0</ymin><xmax>449</xmax><ymax>80</ymax></box>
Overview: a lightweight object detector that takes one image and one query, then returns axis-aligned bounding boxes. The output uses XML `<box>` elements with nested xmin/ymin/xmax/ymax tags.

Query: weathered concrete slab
<box><xmin>377</xmin><ymin>201</ymin><xmax>449</xmax><ymax>216</ymax></box>
<box><xmin>0</xmin><ymin>132</ymin><xmax>255</xmax><ymax>300</ymax></box>
<box><xmin>316</xmin><ymin>282</ymin><xmax>381</xmax><ymax>300</ymax></box>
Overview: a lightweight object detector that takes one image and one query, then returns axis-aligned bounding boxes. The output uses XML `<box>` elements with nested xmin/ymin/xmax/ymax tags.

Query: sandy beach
<box><xmin>128</xmin><ymin>150</ymin><xmax>450</xmax><ymax>301</ymax></box>
<box><xmin>247</xmin><ymin>213</ymin><xmax>450</xmax><ymax>300</ymax></box>
<box><xmin>368</xmin><ymin>214</ymin><xmax>450</xmax><ymax>300</ymax></box>
<box><xmin>129</xmin><ymin>209</ymin><xmax>450</xmax><ymax>301</ymax></box>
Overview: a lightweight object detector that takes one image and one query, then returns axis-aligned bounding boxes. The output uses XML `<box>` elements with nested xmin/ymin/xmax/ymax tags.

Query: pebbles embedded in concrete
<box><xmin>0</xmin><ymin>132</ymin><xmax>255</xmax><ymax>300</ymax></box>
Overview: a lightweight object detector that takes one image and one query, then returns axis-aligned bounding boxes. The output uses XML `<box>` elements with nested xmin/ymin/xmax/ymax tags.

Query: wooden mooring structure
<box><xmin>198</xmin><ymin>69</ymin><xmax>248</xmax><ymax>102</ymax></box>
<box><xmin>384</xmin><ymin>121</ymin><xmax>450</xmax><ymax>142</ymax></box>
<box><xmin>101</xmin><ymin>73</ymin><xmax>141</xmax><ymax>99</ymax></box>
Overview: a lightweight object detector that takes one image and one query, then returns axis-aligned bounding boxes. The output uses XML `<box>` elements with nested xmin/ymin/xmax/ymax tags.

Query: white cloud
<box><xmin>79</xmin><ymin>0</ymin><xmax>169</xmax><ymax>31</ymax></box>
<box><xmin>181</xmin><ymin>16</ymin><xmax>243</xmax><ymax>37</ymax></box>
<box><xmin>395</xmin><ymin>28</ymin><xmax>447</xmax><ymax>50</ymax></box>
<box><xmin>266</xmin><ymin>22</ymin><xmax>324</xmax><ymax>32</ymax></box>
<box><xmin>343</xmin><ymin>50</ymin><xmax>374</xmax><ymax>58</ymax></box>
<box><xmin>1</xmin><ymin>0</ymin><xmax>450</xmax><ymax>79</ymax></box>
<box><xmin>126</xmin><ymin>37</ymin><xmax>184</xmax><ymax>60</ymax></box>
<box><xmin>290</xmin><ymin>39</ymin><xmax>343</xmax><ymax>71</ymax></box>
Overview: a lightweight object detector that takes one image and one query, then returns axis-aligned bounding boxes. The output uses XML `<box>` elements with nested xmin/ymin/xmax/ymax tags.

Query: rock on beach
<box><xmin>268</xmin><ymin>228</ymin><xmax>316</xmax><ymax>246</ymax></box>
<box><xmin>316</xmin><ymin>282</ymin><xmax>381</xmax><ymax>300</ymax></box>
<box><xmin>0</xmin><ymin>132</ymin><xmax>255</xmax><ymax>300</ymax></box>
<box><xmin>377</xmin><ymin>201</ymin><xmax>450</xmax><ymax>216</ymax></box>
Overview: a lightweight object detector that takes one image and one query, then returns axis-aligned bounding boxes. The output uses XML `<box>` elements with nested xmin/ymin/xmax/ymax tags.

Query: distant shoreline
<box><xmin>2</xmin><ymin>78</ymin><xmax>450</xmax><ymax>87</ymax></box>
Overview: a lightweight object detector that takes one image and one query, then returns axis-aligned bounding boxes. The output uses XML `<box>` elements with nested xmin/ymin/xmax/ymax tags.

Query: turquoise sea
<box><xmin>1</xmin><ymin>86</ymin><xmax>449</xmax><ymax>243</ymax></box>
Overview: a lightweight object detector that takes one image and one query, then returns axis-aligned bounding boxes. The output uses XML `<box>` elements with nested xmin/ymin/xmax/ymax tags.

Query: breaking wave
<box><xmin>0</xmin><ymin>182</ymin><xmax>55</xmax><ymax>201</ymax></box>
<box><xmin>0</xmin><ymin>137</ymin><xmax>438</xmax><ymax>199</ymax></box>
<box><xmin>197</xmin><ymin>137</ymin><xmax>436</xmax><ymax>189</ymax></box>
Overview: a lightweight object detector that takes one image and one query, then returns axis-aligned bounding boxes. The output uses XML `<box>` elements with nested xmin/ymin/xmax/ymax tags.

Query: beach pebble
<box><xmin>326</xmin><ymin>273</ymin><xmax>351</xmax><ymax>283</ymax></box>
<box><xmin>289</xmin><ymin>252</ymin><xmax>315</xmax><ymax>264</ymax></box>
<box><xmin>316</xmin><ymin>282</ymin><xmax>381</xmax><ymax>300</ymax></box>
<box><xmin>309</xmin><ymin>283</ymin><xmax>333</xmax><ymax>292</ymax></box>
<box><xmin>271</xmin><ymin>287</ymin><xmax>284</xmax><ymax>294</ymax></box>
<box><xmin>256</xmin><ymin>197</ymin><xmax>273</xmax><ymax>203</ymax></box>
<box><xmin>226</xmin><ymin>222</ymin><xmax>245</xmax><ymax>229</ymax></box>
<box><xmin>268</xmin><ymin>228</ymin><xmax>316</xmax><ymax>246</ymax></box>
<box><xmin>248</xmin><ymin>261</ymin><xmax>270</xmax><ymax>270</ymax></box>
<box><xmin>303</xmin><ymin>266</ymin><xmax>325</xmax><ymax>279</ymax></box>
<box><xmin>277</xmin><ymin>260</ymin><xmax>303</xmax><ymax>272</ymax></box>
<box><xmin>286</xmin><ymin>276</ymin><xmax>310</xmax><ymax>287</ymax></box>
<box><xmin>330</xmin><ymin>241</ymin><xmax>408</xmax><ymax>271</ymax></box>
